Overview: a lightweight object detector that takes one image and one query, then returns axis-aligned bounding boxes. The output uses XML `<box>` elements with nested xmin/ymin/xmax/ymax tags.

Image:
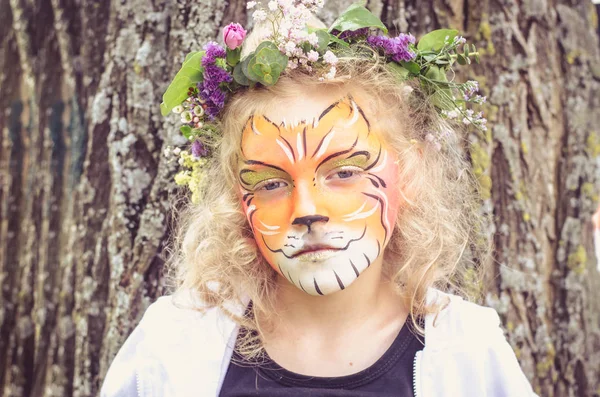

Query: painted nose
<box><xmin>292</xmin><ymin>215</ymin><xmax>329</xmax><ymax>233</ymax></box>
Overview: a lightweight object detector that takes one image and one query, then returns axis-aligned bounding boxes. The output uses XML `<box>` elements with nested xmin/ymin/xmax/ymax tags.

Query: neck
<box><xmin>260</xmin><ymin>258</ymin><xmax>406</xmax><ymax>338</ymax></box>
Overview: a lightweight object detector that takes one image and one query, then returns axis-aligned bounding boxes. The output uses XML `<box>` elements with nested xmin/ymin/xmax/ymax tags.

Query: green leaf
<box><xmin>246</xmin><ymin>41</ymin><xmax>288</xmax><ymax>86</ymax></box>
<box><xmin>160</xmin><ymin>51</ymin><xmax>205</xmax><ymax>116</ymax></box>
<box><xmin>386</xmin><ymin>62</ymin><xmax>410</xmax><ymax>80</ymax></box>
<box><xmin>417</xmin><ymin>29</ymin><xmax>458</xmax><ymax>52</ymax></box>
<box><xmin>464</xmin><ymin>45</ymin><xmax>470</xmax><ymax>58</ymax></box>
<box><xmin>180</xmin><ymin>125</ymin><xmax>193</xmax><ymax>139</ymax></box>
<box><xmin>226</xmin><ymin>47</ymin><xmax>241</xmax><ymax>67</ymax></box>
<box><xmin>185</xmin><ymin>51</ymin><xmax>201</xmax><ymax>62</ymax></box>
<box><xmin>400</xmin><ymin>61</ymin><xmax>420</xmax><ymax>74</ymax></box>
<box><xmin>328</xmin><ymin>33</ymin><xmax>351</xmax><ymax>47</ymax></box>
<box><xmin>424</xmin><ymin>66</ymin><xmax>454</xmax><ymax>110</ymax></box>
<box><xmin>457</xmin><ymin>54</ymin><xmax>467</xmax><ymax>65</ymax></box>
<box><xmin>307</xmin><ymin>27</ymin><xmax>350</xmax><ymax>49</ymax></box>
<box><xmin>328</xmin><ymin>3</ymin><xmax>387</xmax><ymax>34</ymax></box>
<box><xmin>313</xmin><ymin>29</ymin><xmax>330</xmax><ymax>51</ymax></box>
<box><xmin>233</xmin><ymin>61</ymin><xmax>250</xmax><ymax>86</ymax></box>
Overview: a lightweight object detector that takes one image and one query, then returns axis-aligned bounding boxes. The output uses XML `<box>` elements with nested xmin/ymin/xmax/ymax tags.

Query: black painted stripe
<box><xmin>364</xmin><ymin>253</ymin><xmax>371</xmax><ymax>267</ymax></box>
<box><xmin>279</xmin><ymin>134</ymin><xmax>296</xmax><ymax>162</ymax></box>
<box><xmin>350</xmin><ymin>260</ymin><xmax>360</xmax><ymax>277</ymax></box>
<box><xmin>367</xmin><ymin>173</ymin><xmax>387</xmax><ymax>188</ymax></box>
<box><xmin>356</xmin><ymin>103</ymin><xmax>371</xmax><ymax>132</ymax></box>
<box><xmin>334</xmin><ymin>270</ymin><xmax>345</xmax><ymax>290</ymax></box>
<box><xmin>244</xmin><ymin>160</ymin><xmax>286</xmax><ymax>172</ymax></box>
<box><xmin>299</xmin><ymin>279</ymin><xmax>308</xmax><ymax>293</ymax></box>
<box><xmin>364</xmin><ymin>146</ymin><xmax>381</xmax><ymax>171</ymax></box>
<box><xmin>362</xmin><ymin>192</ymin><xmax>388</xmax><ymax>243</ymax></box>
<box><xmin>318</xmin><ymin>101</ymin><xmax>340</xmax><ymax>121</ymax></box>
<box><xmin>248</xmin><ymin>208</ymin><xmax>257</xmax><ymax>231</ymax></box>
<box><xmin>315</xmin><ymin>136</ymin><xmax>359</xmax><ymax>172</ymax></box>
<box><xmin>347</xmin><ymin>150</ymin><xmax>371</xmax><ymax>160</ymax></box>
<box><xmin>263</xmin><ymin>115</ymin><xmax>281</xmax><ymax>130</ymax></box>
<box><xmin>302</xmin><ymin>126</ymin><xmax>308</xmax><ymax>155</ymax></box>
<box><xmin>367</xmin><ymin>178</ymin><xmax>379</xmax><ymax>188</ymax></box>
<box><xmin>314</xmin><ymin>278</ymin><xmax>324</xmax><ymax>295</ymax></box>
<box><xmin>311</xmin><ymin>127</ymin><xmax>334</xmax><ymax>158</ymax></box>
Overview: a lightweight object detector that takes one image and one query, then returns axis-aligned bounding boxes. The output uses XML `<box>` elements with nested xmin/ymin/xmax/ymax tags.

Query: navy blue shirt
<box><xmin>220</xmin><ymin>318</ymin><xmax>424</xmax><ymax>396</ymax></box>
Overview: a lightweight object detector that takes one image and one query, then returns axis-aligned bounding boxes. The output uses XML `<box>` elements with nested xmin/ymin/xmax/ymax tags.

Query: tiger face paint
<box><xmin>238</xmin><ymin>97</ymin><xmax>401</xmax><ymax>296</ymax></box>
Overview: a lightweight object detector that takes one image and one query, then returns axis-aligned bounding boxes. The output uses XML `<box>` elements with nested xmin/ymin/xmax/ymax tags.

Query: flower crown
<box><xmin>161</xmin><ymin>1</ymin><xmax>486</xmax><ymax>203</ymax></box>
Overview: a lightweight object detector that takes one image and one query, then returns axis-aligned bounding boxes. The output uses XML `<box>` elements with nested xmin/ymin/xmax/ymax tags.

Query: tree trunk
<box><xmin>0</xmin><ymin>0</ymin><xmax>598</xmax><ymax>396</ymax></box>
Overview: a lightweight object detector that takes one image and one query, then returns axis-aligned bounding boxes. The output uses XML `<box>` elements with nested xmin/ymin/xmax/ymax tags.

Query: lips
<box><xmin>291</xmin><ymin>245</ymin><xmax>341</xmax><ymax>258</ymax></box>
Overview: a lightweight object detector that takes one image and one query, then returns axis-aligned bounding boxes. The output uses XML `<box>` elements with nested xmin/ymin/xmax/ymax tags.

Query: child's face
<box><xmin>238</xmin><ymin>97</ymin><xmax>401</xmax><ymax>295</ymax></box>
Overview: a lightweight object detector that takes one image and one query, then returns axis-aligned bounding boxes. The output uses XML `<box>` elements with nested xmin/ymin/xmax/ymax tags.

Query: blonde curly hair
<box><xmin>166</xmin><ymin>47</ymin><xmax>490</xmax><ymax>358</ymax></box>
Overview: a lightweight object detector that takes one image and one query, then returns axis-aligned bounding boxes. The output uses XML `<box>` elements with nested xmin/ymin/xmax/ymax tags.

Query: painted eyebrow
<box><xmin>239</xmin><ymin>160</ymin><xmax>287</xmax><ymax>186</ymax></box>
<box><xmin>243</xmin><ymin>160</ymin><xmax>286</xmax><ymax>172</ymax></box>
<box><xmin>315</xmin><ymin>136</ymin><xmax>359</xmax><ymax>172</ymax></box>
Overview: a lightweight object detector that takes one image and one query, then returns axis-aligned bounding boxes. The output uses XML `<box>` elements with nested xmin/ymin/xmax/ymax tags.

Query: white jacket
<box><xmin>101</xmin><ymin>290</ymin><xmax>537</xmax><ymax>397</ymax></box>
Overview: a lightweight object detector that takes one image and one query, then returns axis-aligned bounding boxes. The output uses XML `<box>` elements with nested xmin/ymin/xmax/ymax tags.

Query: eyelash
<box><xmin>326</xmin><ymin>166</ymin><xmax>364</xmax><ymax>180</ymax></box>
<box><xmin>255</xmin><ymin>179</ymin><xmax>288</xmax><ymax>191</ymax></box>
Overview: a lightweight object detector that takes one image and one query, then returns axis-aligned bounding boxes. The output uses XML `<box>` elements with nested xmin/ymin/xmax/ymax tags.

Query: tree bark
<box><xmin>0</xmin><ymin>0</ymin><xmax>598</xmax><ymax>396</ymax></box>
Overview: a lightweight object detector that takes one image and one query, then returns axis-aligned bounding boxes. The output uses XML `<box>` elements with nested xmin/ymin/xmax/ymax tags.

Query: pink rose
<box><xmin>223</xmin><ymin>23</ymin><xmax>247</xmax><ymax>50</ymax></box>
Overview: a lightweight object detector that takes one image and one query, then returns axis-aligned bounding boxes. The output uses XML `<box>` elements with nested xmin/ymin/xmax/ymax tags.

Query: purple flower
<box><xmin>197</xmin><ymin>62</ymin><xmax>232</xmax><ymax>119</ymax></box>
<box><xmin>191</xmin><ymin>140</ymin><xmax>209</xmax><ymax>158</ymax></box>
<box><xmin>334</xmin><ymin>27</ymin><xmax>370</xmax><ymax>41</ymax></box>
<box><xmin>202</xmin><ymin>42</ymin><xmax>227</xmax><ymax>66</ymax></box>
<box><xmin>462</xmin><ymin>80</ymin><xmax>479</xmax><ymax>100</ymax></box>
<box><xmin>367</xmin><ymin>33</ymin><xmax>416</xmax><ymax>62</ymax></box>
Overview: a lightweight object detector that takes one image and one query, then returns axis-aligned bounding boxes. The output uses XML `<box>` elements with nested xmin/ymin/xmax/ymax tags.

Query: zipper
<box><xmin>136</xmin><ymin>369</ymin><xmax>143</xmax><ymax>397</ymax></box>
<box><xmin>413</xmin><ymin>350</ymin><xmax>422</xmax><ymax>397</ymax></box>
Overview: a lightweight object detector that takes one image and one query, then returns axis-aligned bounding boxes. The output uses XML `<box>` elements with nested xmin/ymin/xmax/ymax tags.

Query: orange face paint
<box><xmin>239</xmin><ymin>97</ymin><xmax>401</xmax><ymax>295</ymax></box>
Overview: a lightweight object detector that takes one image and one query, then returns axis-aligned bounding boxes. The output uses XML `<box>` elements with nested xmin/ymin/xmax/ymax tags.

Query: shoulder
<box><xmin>420</xmin><ymin>289</ymin><xmax>537</xmax><ymax>396</ymax></box>
<box><xmin>423</xmin><ymin>289</ymin><xmax>501</xmax><ymax>349</ymax></box>
<box><xmin>101</xmin><ymin>292</ymin><xmax>239</xmax><ymax>397</ymax></box>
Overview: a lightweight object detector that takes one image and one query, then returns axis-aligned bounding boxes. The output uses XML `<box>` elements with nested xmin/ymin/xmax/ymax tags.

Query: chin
<box><xmin>274</xmin><ymin>245</ymin><xmax>380</xmax><ymax>296</ymax></box>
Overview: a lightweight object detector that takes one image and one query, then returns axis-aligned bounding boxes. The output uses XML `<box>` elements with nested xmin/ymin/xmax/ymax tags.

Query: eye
<box><xmin>257</xmin><ymin>180</ymin><xmax>288</xmax><ymax>191</ymax></box>
<box><xmin>326</xmin><ymin>166</ymin><xmax>363</xmax><ymax>181</ymax></box>
<box><xmin>336</xmin><ymin>170</ymin><xmax>355</xmax><ymax>179</ymax></box>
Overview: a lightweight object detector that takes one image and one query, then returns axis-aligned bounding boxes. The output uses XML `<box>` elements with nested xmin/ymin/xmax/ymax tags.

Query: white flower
<box><xmin>324</xmin><ymin>66</ymin><xmax>337</xmax><ymax>80</ymax></box>
<box><xmin>180</xmin><ymin>111</ymin><xmax>193</xmax><ymax>123</ymax></box>
<box><xmin>246</xmin><ymin>1</ymin><xmax>257</xmax><ymax>9</ymax></box>
<box><xmin>454</xmin><ymin>36</ymin><xmax>467</xmax><ymax>45</ymax></box>
<box><xmin>172</xmin><ymin>105</ymin><xmax>184</xmax><ymax>114</ymax></box>
<box><xmin>286</xmin><ymin>58</ymin><xmax>299</xmax><ymax>70</ymax></box>
<box><xmin>307</xmin><ymin>32</ymin><xmax>319</xmax><ymax>46</ymax></box>
<box><xmin>443</xmin><ymin>109</ymin><xmax>459</xmax><ymax>119</ymax></box>
<box><xmin>284</xmin><ymin>41</ymin><xmax>296</xmax><ymax>55</ymax></box>
<box><xmin>402</xmin><ymin>86</ymin><xmax>414</xmax><ymax>97</ymax></box>
<box><xmin>268</xmin><ymin>0</ymin><xmax>278</xmax><ymax>10</ymax></box>
<box><xmin>307</xmin><ymin>50</ymin><xmax>319</xmax><ymax>62</ymax></box>
<box><xmin>323</xmin><ymin>50</ymin><xmax>338</xmax><ymax>65</ymax></box>
<box><xmin>163</xmin><ymin>146</ymin><xmax>171</xmax><ymax>157</ymax></box>
<box><xmin>173</xmin><ymin>147</ymin><xmax>182</xmax><ymax>156</ymax></box>
<box><xmin>193</xmin><ymin>106</ymin><xmax>204</xmax><ymax>116</ymax></box>
<box><xmin>252</xmin><ymin>9</ymin><xmax>267</xmax><ymax>22</ymax></box>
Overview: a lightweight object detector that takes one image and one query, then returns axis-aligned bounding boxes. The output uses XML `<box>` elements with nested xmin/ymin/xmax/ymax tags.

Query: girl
<box><xmin>101</xmin><ymin>2</ymin><xmax>536</xmax><ymax>396</ymax></box>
